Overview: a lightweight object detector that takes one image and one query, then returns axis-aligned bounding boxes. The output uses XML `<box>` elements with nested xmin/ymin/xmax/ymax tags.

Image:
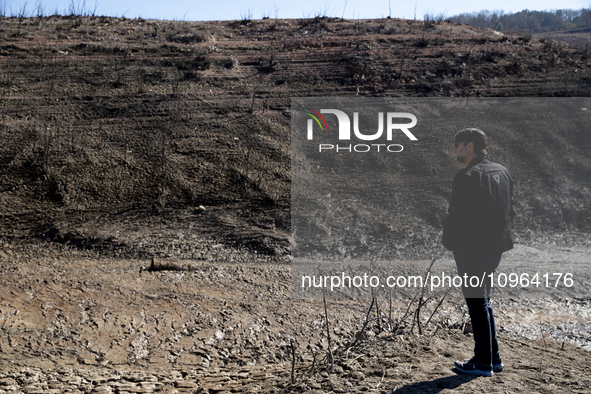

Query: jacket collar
<box><xmin>466</xmin><ymin>155</ymin><xmax>487</xmax><ymax>169</ymax></box>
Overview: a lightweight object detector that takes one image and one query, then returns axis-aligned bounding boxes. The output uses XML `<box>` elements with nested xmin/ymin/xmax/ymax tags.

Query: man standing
<box><xmin>443</xmin><ymin>128</ymin><xmax>515</xmax><ymax>377</ymax></box>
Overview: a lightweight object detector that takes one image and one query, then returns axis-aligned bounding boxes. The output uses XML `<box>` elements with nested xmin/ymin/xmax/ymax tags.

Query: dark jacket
<box><xmin>443</xmin><ymin>156</ymin><xmax>515</xmax><ymax>256</ymax></box>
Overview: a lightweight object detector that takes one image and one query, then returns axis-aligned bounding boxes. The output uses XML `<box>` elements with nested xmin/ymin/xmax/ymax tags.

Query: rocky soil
<box><xmin>1</xmin><ymin>14</ymin><xmax>591</xmax><ymax>394</ymax></box>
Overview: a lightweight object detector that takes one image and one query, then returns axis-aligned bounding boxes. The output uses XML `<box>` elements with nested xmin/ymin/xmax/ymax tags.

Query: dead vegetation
<box><xmin>1</xmin><ymin>15</ymin><xmax>590</xmax><ymax>253</ymax></box>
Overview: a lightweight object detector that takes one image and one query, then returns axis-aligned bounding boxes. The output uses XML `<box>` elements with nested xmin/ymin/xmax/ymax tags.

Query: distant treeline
<box><xmin>448</xmin><ymin>8</ymin><xmax>591</xmax><ymax>33</ymax></box>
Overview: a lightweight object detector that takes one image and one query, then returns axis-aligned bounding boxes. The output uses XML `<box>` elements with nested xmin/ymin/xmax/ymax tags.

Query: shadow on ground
<box><xmin>393</xmin><ymin>371</ymin><xmax>477</xmax><ymax>393</ymax></box>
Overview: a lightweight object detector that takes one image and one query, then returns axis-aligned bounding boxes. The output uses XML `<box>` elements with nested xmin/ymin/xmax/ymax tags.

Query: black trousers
<box><xmin>453</xmin><ymin>252</ymin><xmax>503</xmax><ymax>367</ymax></box>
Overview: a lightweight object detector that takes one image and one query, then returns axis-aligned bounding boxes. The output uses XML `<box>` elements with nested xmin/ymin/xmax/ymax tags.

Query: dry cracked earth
<box><xmin>1</xmin><ymin>242</ymin><xmax>591</xmax><ymax>393</ymax></box>
<box><xmin>1</xmin><ymin>13</ymin><xmax>591</xmax><ymax>394</ymax></box>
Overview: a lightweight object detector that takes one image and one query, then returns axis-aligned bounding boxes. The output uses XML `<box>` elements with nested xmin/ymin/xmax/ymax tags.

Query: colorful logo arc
<box><xmin>304</xmin><ymin>108</ymin><xmax>329</xmax><ymax>132</ymax></box>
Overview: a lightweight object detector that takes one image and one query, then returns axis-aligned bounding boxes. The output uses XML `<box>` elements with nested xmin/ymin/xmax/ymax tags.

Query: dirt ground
<box><xmin>1</xmin><ymin>14</ymin><xmax>591</xmax><ymax>394</ymax></box>
<box><xmin>1</xmin><ymin>241</ymin><xmax>591</xmax><ymax>393</ymax></box>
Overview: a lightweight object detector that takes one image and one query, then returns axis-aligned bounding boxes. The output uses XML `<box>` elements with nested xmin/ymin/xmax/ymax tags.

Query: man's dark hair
<box><xmin>455</xmin><ymin>128</ymin><xmax>488</xmax><ymax>156</ymax></box>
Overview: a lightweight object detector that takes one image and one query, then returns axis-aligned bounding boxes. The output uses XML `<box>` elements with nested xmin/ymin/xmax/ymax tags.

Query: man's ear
<box><xmin>466</xmin><ymin>142</ymin><xmax>474</xmax><ymax>152</ymax></box>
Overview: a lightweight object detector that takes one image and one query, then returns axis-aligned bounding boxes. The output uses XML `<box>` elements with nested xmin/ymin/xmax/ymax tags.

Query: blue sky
<box><xmin>3</xmin><ymin>0</ymin><xmax>590</xmax><ymax>21</ymax></box>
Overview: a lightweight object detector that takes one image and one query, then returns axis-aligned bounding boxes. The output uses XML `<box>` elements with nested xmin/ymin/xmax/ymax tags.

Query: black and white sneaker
<box><xmin>454</xmin><ymin>359</ymin><xmax>494</xmax><ymax>377</ymax></box>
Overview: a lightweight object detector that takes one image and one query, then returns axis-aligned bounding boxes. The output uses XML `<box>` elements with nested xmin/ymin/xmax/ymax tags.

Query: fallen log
<box><xmin>149</xmin><ymin>258</ymin><xmax>198</xmax><ymax>271</ymax></box>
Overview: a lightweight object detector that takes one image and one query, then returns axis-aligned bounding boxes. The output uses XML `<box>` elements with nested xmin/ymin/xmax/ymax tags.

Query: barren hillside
<box><xmin>1</xmin><ymin>15</ymin><xmax>591</xmax><ymax>256</ymax></box>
